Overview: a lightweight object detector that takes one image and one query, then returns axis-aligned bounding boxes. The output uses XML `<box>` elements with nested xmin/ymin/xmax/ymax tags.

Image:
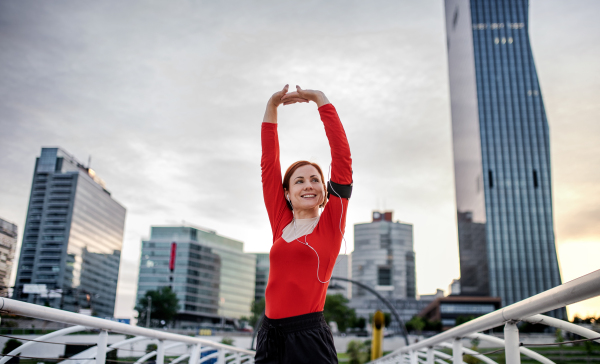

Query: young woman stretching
<box><xmin>257</xmin><ymin>85</ymin><xmax>352</xmax><ymax>363</ymax></box>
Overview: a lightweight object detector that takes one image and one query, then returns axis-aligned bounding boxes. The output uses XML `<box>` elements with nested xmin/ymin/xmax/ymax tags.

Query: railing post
<box><xmin>96</xmin><ymin>330</ymin><xmax>108</xmax><ymax>364</ymax></box>
<box><xmin>189</xmin><ymin>343</ymin><xmax>201</xmax><ymax>364</ymax></box>
<box><xmin>504</xmin><ymin>321</ymin><xmax>521</xmax><ymax>364</ymax></box>
<box><xmin>452</xmin><ymin>338</ymin><xmax>462</xmax><ymax>364</ymax></box>
<box><xmin>156</xmin><ymin>340</ymin><xmax>165</xmax><ymax>364</ymax></box>
<box><xmin>409</xmin><ymin>350</ymin><xmax>418</xmax><ymax>364</ymax></box>
<box><xmin>217</xmin><ymin>348</ymin><xmax>226</xmax><ymax>363</ymax></box>
<box><xmin>426</xmin><ymin>347</ymin><xmax>435</xmax><ymax>364</ymax></box>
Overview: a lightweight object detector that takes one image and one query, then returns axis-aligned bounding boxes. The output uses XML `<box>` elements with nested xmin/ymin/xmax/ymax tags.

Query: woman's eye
<box><xmin>295</xmin><ymin>180</ymin><xmax>303</xmax><ymax>184</ymax></box>
<box><xmin>312</xmin><ymin>178</ymin><xmax>319</xmax><ymax>182</ymax></box>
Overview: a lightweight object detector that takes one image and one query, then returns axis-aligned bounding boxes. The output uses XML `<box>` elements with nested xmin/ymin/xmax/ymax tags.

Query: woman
<box><xmin>257</xmin><ymin>85</ymin><xmax>353</xmax><ymax>363</ymax></box>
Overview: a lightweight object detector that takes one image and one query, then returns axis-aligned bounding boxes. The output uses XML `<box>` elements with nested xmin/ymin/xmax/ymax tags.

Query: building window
<box><xmin>533</xmin><ymin>170</ymin><xmax>539</xmax><ymax>189</ymax></box>
<box><xmin>488</xmin><ymin>170</ymin><xmax>494</xmax><ymax>188</ymax></box>
<box><xmin>378</xmin><ymin>267</ymin><xmax>392</xmax><ymax>286</ymax></box>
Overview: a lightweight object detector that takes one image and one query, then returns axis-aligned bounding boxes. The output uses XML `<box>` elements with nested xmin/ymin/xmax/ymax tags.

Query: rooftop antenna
<box><xmin>88</xmin><ymin>155</ymin><xmax>92</xmax><ymax>169</ymax></box>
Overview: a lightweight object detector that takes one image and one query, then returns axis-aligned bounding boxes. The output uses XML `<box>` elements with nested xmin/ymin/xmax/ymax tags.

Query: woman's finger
<box><xmin>281</xmin><ymin>91</ymin><xmax>300</xmax><ymax>100</ymax></box>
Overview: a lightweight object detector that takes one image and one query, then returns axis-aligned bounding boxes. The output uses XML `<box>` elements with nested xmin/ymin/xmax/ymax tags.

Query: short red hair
<box><xmin>283</xmin><ymin>161</ymin><xmax>327</xmax><ymax>209</ymax></box>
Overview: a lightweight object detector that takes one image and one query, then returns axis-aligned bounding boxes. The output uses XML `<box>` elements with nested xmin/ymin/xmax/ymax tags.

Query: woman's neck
<box><xmin>294</xmin><ymin>207</ymin><xmax>320</xmax><ymax>220</ymax></box>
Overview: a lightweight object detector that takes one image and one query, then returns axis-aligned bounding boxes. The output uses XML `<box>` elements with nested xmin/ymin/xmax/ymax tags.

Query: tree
<box><xmin>323</xmin><ymin>294</ymin><xmax>357</xmax><ymax>333</ymax></box>
<box><xmin>249</xmin><ymin>298</ymin><xmax>265</xmax><ymax>328</ymax></box>
<box><xmin>135</xmin><ymin>287</ymin><xmax>179</xmax><ymax>328</ymax></box>
<box><xmin>406</xmin><ymin>316</ymin><xmax>425</xmax><ymax>334</ymax></box>
<box><xmin>2</xmin><ymin>338</ymin><xmax>22</xmax><ymax>363</ymax></box>
<box><xmin>464</xmin><ymin>338</ymin><xmax>482</xmax><ymax>364</ymax></box>
<box><xmin>354</xmin><ymin>317</ymin><xmax>366</xmax><ymax>330</ymax></box>
<box><xmin>220</xmin><ymin>337</ymin><xmax>234</xmax><ymax>346</ymax></box>
<box><xmin>456</xmin><ymin>315</ymin><xmax>476</xmax><ymax>326</ymax></box>
<box><xmin>346</xmin><ymin>340</ymin><xmax>369</xmax><ymax>364</ymax></box>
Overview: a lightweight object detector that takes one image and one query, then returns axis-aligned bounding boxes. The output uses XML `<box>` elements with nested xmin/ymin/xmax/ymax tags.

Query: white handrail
<box><xmin>0</xmin><ymin>297</ymin><xmax>255</xmax><ymax>356</ymax></box>
<box><xmin>523</xmin><ymin>314</ymin><xmax>600</xmax><ymax>343</ymax></box>
<box><xmin>0</xmin><ymin>325</ymin><xmax>88</xmax><ymax>364</ymax></box>
<box><xmin>438</xmin><ymin>342</ymin><xmax>497</xmax><ymax>364</ymax></box>
<box><xmin>370</xmin><ymin>269</ymin><xmax>600</xmax><ymax>363</ymax></box>
<box><xmin>371</xmin><ymin>269</ymin><xmax>600</xmax><ymax>362</ymax></box>
<box><xmin>466</xmin><ymin>333</ymin><xmax>555</xmax><ymax>364</ymax></box>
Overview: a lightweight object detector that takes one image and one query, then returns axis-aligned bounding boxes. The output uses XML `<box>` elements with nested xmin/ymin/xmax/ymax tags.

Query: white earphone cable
<box><xmin>285</xmin><ymin>163</ymin><xmax>349</xmax><ymax>284</ymax></box>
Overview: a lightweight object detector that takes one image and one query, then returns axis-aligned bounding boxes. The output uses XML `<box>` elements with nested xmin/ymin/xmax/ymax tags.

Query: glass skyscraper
<box><xmin>444</xmin><ymin>0</ymin><xmax>563</xmax><ymax>314</ymax></box>
<box><xmin>137</xmin><ymin>226</ymin><xmax>255</xmax><ymax>328</ymax></box>
<box><xmin>14</xmin><ymin>148</ymin><xmax>126</xmax><ymax>318</ymax></box>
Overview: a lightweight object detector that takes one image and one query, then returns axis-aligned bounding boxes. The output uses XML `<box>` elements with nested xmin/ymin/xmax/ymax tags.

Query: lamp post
<box><xmin>146</xmin><ymin>296</ymin><xmax>152</xmax><ymax>328</ymax></box>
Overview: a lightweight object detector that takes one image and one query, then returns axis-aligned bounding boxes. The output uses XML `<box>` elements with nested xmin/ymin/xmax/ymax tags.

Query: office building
<box><xmin>0</xmin><ymin>219</ymin><xmax>18</xmax><ymax>294</ymax></box>
<box><xmin>352</xmin><ymin>211</ymin><xmax>416</xmax><ymax>301</ymax></box>
<box><xmin>327</xmin><ymin>254</ymin><xmax>351</xmax><ymax>299</ymax></box>
<box><xmin>254</xmin><ymin>253</ymin><xmax>269</xmax><ymax>302</ymax></box>
<box><xmin>419</xmin><ymin>296</ymin><xmax>502</xmax><ymax>330</ymax></box>
<box><xmin>445</xmin><ymin>0</ymin><xmax>563</xmax><ymax>314</ymax></box>
<box><xmin>350</xmin><ymin>211</ymin><xmax>420</xmax><ymax>328</ymax></box>
<box><xmin>137</xmin><ymin>226</ymin><xmax>255</xmax><ymax>328</ymax></box>
<box><xmin>14</xmin><ymin>148</ymin><xmax>126</xmax><ymax>318</ymax></box>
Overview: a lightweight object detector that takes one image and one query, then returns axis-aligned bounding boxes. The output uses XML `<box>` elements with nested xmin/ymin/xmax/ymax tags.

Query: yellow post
<box><xmin>371</xmin><ymin>310</ymin><xmax>385</xmax><ymax>360</ymax></box>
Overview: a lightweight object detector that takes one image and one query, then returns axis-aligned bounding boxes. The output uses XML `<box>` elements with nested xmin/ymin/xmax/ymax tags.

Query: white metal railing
<box><xmin>370</xmin><ymin>269</ymin><xmax>600</xmax><ymax>364</ymax></box>
<box><xmin>0</xmin><ymin>297</ymin><xmax>255</xmax><ymax>364</ymax></box>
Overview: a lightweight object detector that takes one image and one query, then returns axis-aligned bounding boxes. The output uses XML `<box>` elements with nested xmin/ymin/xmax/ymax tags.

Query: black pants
<box><xmin>255</xmin><ymin>311</ymin><xmax>338</xmax><ymax>364</ymax></box>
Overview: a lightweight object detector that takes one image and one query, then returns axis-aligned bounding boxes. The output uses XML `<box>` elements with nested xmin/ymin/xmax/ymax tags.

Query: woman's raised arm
<box><xmin>261</xmin><ymin>85</ymin><xmax>296</xmax><ymax>240</ymax></box>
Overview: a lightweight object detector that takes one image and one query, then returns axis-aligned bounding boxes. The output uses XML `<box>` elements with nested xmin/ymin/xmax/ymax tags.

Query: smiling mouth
<box><xmin>301</xmin><ymin>194</ymin><xmax>316</xmax><ymax>198</ymax></box>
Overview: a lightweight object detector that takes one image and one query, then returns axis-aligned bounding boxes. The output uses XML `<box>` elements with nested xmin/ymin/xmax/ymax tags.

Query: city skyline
<box><xmin>1</xmin><ymin>0</ymin><xmax>598</xmax><ymax>321</ymax></box>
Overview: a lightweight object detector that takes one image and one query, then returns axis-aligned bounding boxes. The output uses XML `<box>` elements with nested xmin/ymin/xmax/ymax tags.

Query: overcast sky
<box><xmin>1</xmin><ymin>0</ymin><xmax>598</xmax><ymax>321</ymax></box>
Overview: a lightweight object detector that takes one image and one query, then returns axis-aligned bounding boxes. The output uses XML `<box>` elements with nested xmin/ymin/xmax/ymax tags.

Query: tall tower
<box><xmin>14</xmin><ymin>148</ymin><xmax>126</xmax><ymax>318</ymax></box>
<box><xmin>444</xmin><ymin>0</ymin><xmax>563</xmax><ymax>314</ymax></box>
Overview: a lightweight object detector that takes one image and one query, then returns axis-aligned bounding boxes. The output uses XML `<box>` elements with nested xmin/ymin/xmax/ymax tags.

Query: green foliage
<box><xmin>135</xmin><ymin>287</ymin><xmax>180</xmax><ymax>328</ymax></box>
<box><xmin>220</xmin><ymin>337</ymin><xmax>235</xmax><ymax>346</ymax></box>
<box><xmin>324</xmin><ymin>294</ymin><xmax>357</xmax><ymax>333</ymax></box>
<box><xmin>2</xmin><ymin>339</ymin><xmax>21</xmax><ymax>354</ymax></box>
<box><xmin>572</xmin><ymin>315</ymin><xmax>598</xmax><ymax>324</ymax></box>
<box><xmin>555</xmin><ymin>328</ymin><xmax>564</xmax><ymax>345</ymax></box>
<box><xmin>146</xmin><ymin>343</ymin><xmax>158</xmax><ymax>353</ymax></box>
<box><xmin>405</xmin><ymin>315</ymin><xmax>442</xmax><ymax>333</ymax></box>
<box><xmin>346</xmin><ymin>340</ymin><xmax>369</xmax><ymax>364</ymax></box>
<box><xmin>383</xmin><ymin>312</ymin><xmax>392</xmax><ymax>327</ymax></box>
<box><xmin>406</xmin><ymin>316</ymin><xmax>426</xmax><ymax>334</ymax></box>
<box><xmin>424</xmin><ymin>319</ymin><xmax>442</xmax><ymax>332</ymax></box>
<box><xmin>354</xmin><ymin>317</ymin><xmax>366</xmax><ymax>329</ymax></box>
<box><xmin>463</xmin><ymin>338</ymin><xmax>482</xmax><ymax>364</ymax></box>
<box><xmin>249</xmin><ymin>298</ymin><xmax>265</xmax><ymax>328</ymax></box>
<box><xmin>455</xmin><ymin>315</ymin><xmax>476</xmax><ymax>326</ymax></box>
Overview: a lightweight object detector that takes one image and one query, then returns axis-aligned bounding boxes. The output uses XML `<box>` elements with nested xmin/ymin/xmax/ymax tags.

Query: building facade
<box><xmin>254</xmin><ymin>253</ymin><xmax>269</xmax><ymax>302</ymax></box>
<box><xmin>14</xmin><ymin>148</ymin><xmax>126</xmax><ymax>318</ymax></box>
<box><xmin>445</xmin><ymin>0</ymin><xmax>563</xmax><ymax>313</ymax></box>
<box><xmin>0</xmin><ymin>219</ymin><xmax>18</xmax><ymax>294</ymax></box>
<box><xmin>327</xmin><ymin>254</ymin><xmax>351</xmax><ymax>299</ymax></box>
<box><xmin>137</xmin><ymin>226</ymin><xmax>255</xmax><ymax>328</ymax></box>
<box><xmin>352</xmin><ymin>211</ymin><xmax>416</xmax><ymax>302</ymax></box>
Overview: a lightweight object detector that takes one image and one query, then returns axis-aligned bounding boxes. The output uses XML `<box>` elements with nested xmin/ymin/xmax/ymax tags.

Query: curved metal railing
<box><xmin>369</xmin><ymin>269</ymin><xmax>600</xmax><ymax>364</ymax></box>
<box><xmin>0</xmin><ymin>297</ymin><xmax>255</xmax><ymax>364</ymax></box>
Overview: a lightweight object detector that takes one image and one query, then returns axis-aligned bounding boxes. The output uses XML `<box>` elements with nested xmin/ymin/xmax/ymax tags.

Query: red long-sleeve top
<box><xmin>261</xmin><ymin>103</ymin><xmax>352</xmax><ymax>319</ymax></box>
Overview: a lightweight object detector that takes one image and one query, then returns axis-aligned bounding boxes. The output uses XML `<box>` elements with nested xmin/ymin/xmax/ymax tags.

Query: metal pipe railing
<box><xmin>0</xmin><ymin>297</ymin><xmax>254</xmax><ymax>356</ymax></box>
<box><xmin>371</xmin><ymin>269</ymin><xmax>600</xmax><ymax>363</ymax></box>
<box><xmin>0</xmin><ymin>297</ymin><xmax>254</xmax><ymax>363</ymax></box>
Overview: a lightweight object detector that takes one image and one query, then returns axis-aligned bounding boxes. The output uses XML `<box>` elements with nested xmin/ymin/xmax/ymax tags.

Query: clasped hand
<box><xmin>269</xmin><ymin>85</ymin><xmax>328</xmax><ymax>108</ymax></box>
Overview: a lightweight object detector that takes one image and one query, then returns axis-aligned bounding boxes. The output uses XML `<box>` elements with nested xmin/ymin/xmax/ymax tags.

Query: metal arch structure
<box><xmin>368</xmin><ymin>269</ymin><xmax>600</xmax><ymax>364</ymax></box>
<box><xmin>330</xmin><ymin>276</ymin><xmax>410</xmax><ymax>346</ymax></box>
<box><xmin>0</xmin><ymin>297</ymin><xmax>255</xmax><ymax>364</ymax></box>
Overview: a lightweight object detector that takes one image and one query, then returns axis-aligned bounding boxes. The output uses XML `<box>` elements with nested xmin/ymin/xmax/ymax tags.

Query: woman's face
<box><xmin>286</xmin><ymin>165</ymin><xmax>325</xmax><ymax>212</ymax></box>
